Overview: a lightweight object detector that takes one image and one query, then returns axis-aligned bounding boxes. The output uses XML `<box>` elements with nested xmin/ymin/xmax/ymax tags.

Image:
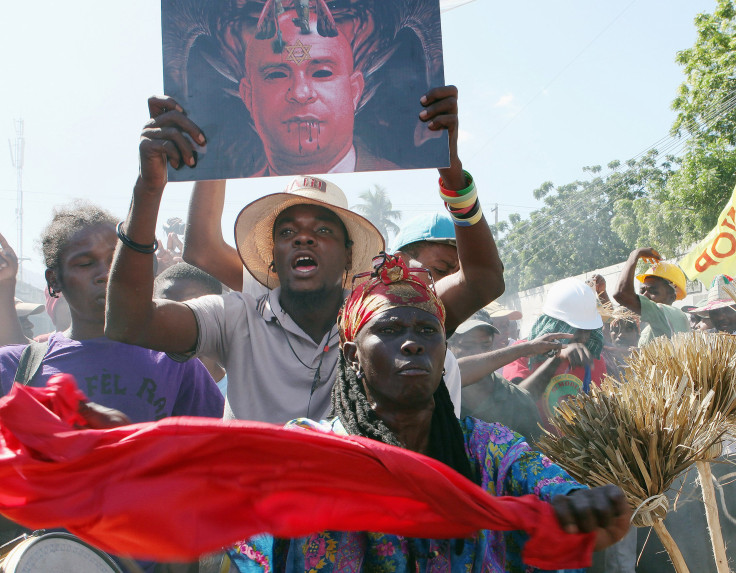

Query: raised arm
<box><xmin>458</xmin><ymin>334</ymin><xmax>573</xmax><ymax>387</ymax></box>
<box><xmin>182</xmin><ymin>179</ymin><xmax>244</xmax><ymax>291</ymax></box>
<box><xmin>105</xmin><ymin>96</ymin><xmax>206</xmax><ymax>354</ymax></box>
<box><xmin>612</xmin><ymin>247</ymin><xmax>661</xmax><ymax>315</ymax></box>
<box><xmin>586</xmin><ymin>273</ymin><xmax>611</xmax><ymax>306</ymax></box>
<box><xmin>420</xmin><ymin>86</ymin><xmax>505</xmax><ymax>333</ymax></box>
<box><xmin>0</xmin><ymin>233</ymin><xmax>30</xmax><ymax>345</ymax></box>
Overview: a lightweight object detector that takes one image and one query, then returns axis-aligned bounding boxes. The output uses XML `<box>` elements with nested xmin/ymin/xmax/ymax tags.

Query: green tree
<box><xmin>621</xmin><ymin>0</ymin><xmax>736</xmax><ymax>254</ymax></box>
<box><xmin>497</xmin><ymin>1</ymin><xmax>736</xmax><ymax>293</ymax></box>
<box><xmin>495</xmin><ymin>152</ymin><xmax>673</xmax><ymax>293</ymax></box>
<box><xmin>354</xmin><ymin>185</ymin><xmax>402</xmax><ymax>243</ymax></box>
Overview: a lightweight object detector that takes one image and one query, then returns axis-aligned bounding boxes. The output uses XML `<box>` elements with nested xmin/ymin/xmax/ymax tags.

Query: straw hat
<box><xmin>234</xmin><ymin>176</ymin><xmax>384</xmax><ymax>288</ymax></box>
<box><xmin>15</xmin><ymin>297</ymin><xmax>44</xmax><ymax>318</ymax></box>
<box><xmin>694</xmin><ymin>275</ymin><xmax>736</xmax><ymax>314</ymax></box>
<box><xmin>484</xmin><ymin>301</ymin><xmax>522</xmax><ymax>321</ymax></box>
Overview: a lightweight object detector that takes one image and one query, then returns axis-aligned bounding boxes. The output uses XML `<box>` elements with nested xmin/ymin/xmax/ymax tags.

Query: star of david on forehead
<box><xmin>285</xmin><ymin>40</ymin><xmax>312</xmax><ymax>65</ymax></box>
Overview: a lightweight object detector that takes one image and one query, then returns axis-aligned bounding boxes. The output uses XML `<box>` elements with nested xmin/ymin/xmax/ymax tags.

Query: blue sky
<box><xmin>0</xmin><ymin>0</ymin><xmax>716</xmax><ymax>286</ymax></box>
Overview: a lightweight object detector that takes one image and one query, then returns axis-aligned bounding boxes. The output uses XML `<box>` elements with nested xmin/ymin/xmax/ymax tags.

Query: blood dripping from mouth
<box><xmin>286</xmin><ymin>121</ymin><xmax>321</xmax><ymax>154</ymax></box>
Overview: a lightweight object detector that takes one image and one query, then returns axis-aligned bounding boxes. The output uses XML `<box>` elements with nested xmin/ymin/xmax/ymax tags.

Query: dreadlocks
<box><xmin>330</xmin><ymin>349</ymin><xmax>474</xmax><ymax>561</ymax></box>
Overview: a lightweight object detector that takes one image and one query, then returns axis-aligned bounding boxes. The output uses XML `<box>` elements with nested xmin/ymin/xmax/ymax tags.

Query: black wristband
<box><xmin>116</xmin><ymin>222</ymin><xmax>158</xmax><ymax>254</ymax></box>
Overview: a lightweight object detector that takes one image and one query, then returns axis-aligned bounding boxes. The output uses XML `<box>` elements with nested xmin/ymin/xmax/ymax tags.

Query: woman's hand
<box><xmin>552</xmin><ymin>484</ymin><xmax>632</xmax><ymax>550</ymax></box>
<box><xmin>77</xmin><ymin>401</ymin><xmax>131</xmax><ymax>429</ymax></box>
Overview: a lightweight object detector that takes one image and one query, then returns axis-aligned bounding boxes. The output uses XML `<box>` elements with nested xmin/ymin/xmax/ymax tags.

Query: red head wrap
<box><xmin>339</xmin><ymin>254</ymin><xmax>446</xmax><ymax>345</ymax></box>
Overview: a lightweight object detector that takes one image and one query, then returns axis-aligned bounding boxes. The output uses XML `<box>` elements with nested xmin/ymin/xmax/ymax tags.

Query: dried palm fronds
<box><xmin>538</xmin><ymin>332</ymin><xmax>736</xmax><ymax>573</ymax></box>
<box><xmin>628</xmin><ymin>333</ymin><xmax>736</xmax><ymax>429</ymax></box>
<box><xmin>537</xmin><ymin>368</ymin><xmax>728</xmax><ymax>573</ymax></box>
<box><xmin>597</xmin><ymin>301</ymin><xmax>640</xmax><ymax>324</ymax></box>
<box><xmin>625</xmin><ymin>332</ymin><xmax>736</xmax><ymax>573</ymax></box>
<box><xmin>537</xmin><ymin>372</ymin><xmax>727</xmax><ymax>523</ymax></box>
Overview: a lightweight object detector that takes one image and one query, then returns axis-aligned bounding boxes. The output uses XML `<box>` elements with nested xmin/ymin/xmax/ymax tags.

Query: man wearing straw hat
<box><xmin>613</xmin><ymin>247</ymin><xmax>690</xmax><ymax>346</ymax></box>
<box><xmin>689</xmin><ymin>274</ymin><xmax>736</xmax><ymax>334</ymax></box>
<box><xmin>484</xmin><ymin>301</ymin><xmax>522</xmax><ymax>350</ymax></box>
<box><xmin>106</xmin><ymin>86</ymin><xmax>504</xmax><ymax>424</ymax></box>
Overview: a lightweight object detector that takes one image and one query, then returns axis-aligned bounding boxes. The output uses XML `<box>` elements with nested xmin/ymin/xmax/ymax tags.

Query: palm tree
<box><xmin>354</xmin><ymin>185</ymin><xmax>402</xmax><ymax>243</ymax></box>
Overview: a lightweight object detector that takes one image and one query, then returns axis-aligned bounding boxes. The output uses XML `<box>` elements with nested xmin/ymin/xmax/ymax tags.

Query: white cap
<box><xmin>542</xmin><ymin>278</ymin><xmax>603</xmax><ymax>330</ymax></box>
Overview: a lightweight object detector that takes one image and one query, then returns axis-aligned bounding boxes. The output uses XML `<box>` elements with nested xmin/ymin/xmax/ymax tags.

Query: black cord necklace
<box><xmin>267</xmin><ymin>291</ymin><xmax>340</xmax><ymax>416</ymax></box>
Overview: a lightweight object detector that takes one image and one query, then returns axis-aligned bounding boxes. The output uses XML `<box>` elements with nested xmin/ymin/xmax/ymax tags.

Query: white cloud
<box><xmin>457</xmin><ymin>128</ymin><xmax>474</xmax><ymax>145</ymax></box>
<box><xmin>494</xmin><ymin>93</ymin><xmax>515</xmax><ymax>108</ymax></box>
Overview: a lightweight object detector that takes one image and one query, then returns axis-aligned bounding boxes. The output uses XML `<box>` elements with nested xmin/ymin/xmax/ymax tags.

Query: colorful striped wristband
<box><xmin>442</xmin><ymin>191</ymin><xmax>478</xmax><ymax>209</ymax></box>
<box><xmin>438</xmin><ymin>170</ymin><xmax>475</xmax><ymax>198</ymax></box>
<box><xmin>451</xmin><ymin>204</ymin><xmax>484</xmax><ymax>226</ymax></box>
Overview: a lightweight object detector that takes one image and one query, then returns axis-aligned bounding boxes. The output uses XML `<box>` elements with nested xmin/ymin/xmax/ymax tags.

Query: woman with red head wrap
<box><xmin>228</xmin><ymin>254</ymin><xmax>631</xmax><ymax>572</ymax></box>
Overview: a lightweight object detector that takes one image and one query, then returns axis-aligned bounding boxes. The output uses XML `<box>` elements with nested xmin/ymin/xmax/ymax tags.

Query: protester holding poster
<box><xmin>612</xmin><ymin>247</ymin><xmax>690</xmax><ymax>347</ymax></box>
<box><xmin>161</xmin><ymin>0</ymin><xmax>448</xmax><ymax>180</ymax></box>
<box><xmin>105</xmin><ymin>84</ymin><xmax>504</xmax><ymax>425</ymax></box>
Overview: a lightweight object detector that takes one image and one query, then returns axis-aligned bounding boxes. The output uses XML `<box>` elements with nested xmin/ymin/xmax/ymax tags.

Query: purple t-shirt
<box><xmin>0</xmin><ymin>332</ymin><xmax>224</xmax><ymax>423</ymax></box>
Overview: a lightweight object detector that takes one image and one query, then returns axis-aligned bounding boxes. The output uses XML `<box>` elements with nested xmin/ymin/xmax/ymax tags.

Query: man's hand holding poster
<box><xmin>161</xmin><ymin>0</ymin><xmax>449</xmax><ymax>180</ymax></box>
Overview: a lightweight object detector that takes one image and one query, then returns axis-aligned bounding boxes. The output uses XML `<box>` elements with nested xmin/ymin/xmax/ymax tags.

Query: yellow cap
<box><xmin>636</xmin><ymin>262</ymin><xmax>687</xmax><ymax>301</ymax></box>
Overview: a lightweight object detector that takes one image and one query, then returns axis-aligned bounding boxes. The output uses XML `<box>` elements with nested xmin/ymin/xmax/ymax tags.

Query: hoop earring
<box><xmin>47</xmin><ymin>284</ymin><xmax>59</xmax><ymax>299</ymax></box>
<box><xmin>355</xmin><ymin>366</ymin><xmax>364</xmax><ymax>381</ymax></box>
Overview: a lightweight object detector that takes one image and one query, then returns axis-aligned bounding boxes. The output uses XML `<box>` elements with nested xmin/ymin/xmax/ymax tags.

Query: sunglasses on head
<box><xmin>350</xmin><ymin>252</ymin><xmax>437</xmax><ymax>293</ymax></box>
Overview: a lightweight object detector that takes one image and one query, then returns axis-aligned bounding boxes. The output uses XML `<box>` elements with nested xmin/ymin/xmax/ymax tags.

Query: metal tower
<box><xmin>9</xmin><ymin>119</ymin><xmax>25</xmax><ymax>284</ymax></box>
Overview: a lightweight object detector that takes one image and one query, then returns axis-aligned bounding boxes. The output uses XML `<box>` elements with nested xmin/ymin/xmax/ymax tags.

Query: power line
<box><xmin>470</xmin><ymin>0</ymin><xmax>640</xmax><ymax>156</ymax></box>
<box><xmin>8</xmin><ymin>119</ymin><xmax>25</xmax><ymax>283</ymax></box>
<box><xmin>507</xmin><ymin>89</ymin><xmax>736</xmax><ymax>246</ymax></box>
<box><xmin>504</xmin><ymin>88</ymin><xmax>736</xmax><ymax>271</ymax></box>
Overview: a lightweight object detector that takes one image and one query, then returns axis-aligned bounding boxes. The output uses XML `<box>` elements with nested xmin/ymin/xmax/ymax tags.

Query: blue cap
<box><xmin>390</xmin><ymin>212</ymin><xmax>456</xmax><ymax>253</ymax></box>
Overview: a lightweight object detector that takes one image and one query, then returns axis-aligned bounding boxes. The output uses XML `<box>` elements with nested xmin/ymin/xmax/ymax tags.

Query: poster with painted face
<box><xmin>162</xmin><ymin>0</ymin><xmax>448</xmax><ymax>180</ymax></box>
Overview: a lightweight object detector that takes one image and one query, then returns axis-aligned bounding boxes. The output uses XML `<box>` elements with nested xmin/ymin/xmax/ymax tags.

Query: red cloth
<box><xmin>0</xmin><ymin>375</ymin><xmax>595</xmax><ymax>569</ymax></box>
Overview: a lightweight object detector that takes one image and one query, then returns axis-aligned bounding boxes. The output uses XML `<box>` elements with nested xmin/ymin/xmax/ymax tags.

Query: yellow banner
<box><xmin>680</xmin><ymin>183</ymin><xmax>736</xmax><ymax>285</ymax></box>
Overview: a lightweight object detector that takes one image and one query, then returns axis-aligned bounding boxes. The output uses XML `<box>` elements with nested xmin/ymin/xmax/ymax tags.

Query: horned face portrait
<box><xmin>162</xmin><ymin>0</ymin><xmax>448</xmax><ymax>180</ymax></box>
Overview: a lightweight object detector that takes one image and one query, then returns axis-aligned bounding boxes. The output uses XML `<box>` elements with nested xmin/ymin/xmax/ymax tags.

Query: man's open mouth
<box><xmin>293</xmin><ymin>255</ymin><xmax>318</xmax><ymax>273</ymax></box>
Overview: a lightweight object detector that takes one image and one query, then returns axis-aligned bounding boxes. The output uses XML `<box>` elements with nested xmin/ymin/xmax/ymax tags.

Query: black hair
<box><xmin>40</xmin><ymin>201</ymin><xmax>117</xmax><ymax>271</ymax></box>
<box><xmin>396</xmin><ymin>241</ymin><xmax>427</xmax><ymax>260</ymax></box>
<box><xmin>330</xmin><ymin>350</ymin><xmax>474</xmax><ymax>559</ymax></box>
<box><xmin>153</xmin><ymin>262</ymin><xmax>223</xmax><ymax>298</ymax></box>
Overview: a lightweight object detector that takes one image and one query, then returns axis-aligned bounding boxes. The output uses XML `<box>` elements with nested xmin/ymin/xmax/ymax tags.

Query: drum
<box><xmin>0</xmin><ymin>531</ymin><xmax>122</xmax><ymax>572</ymax></box>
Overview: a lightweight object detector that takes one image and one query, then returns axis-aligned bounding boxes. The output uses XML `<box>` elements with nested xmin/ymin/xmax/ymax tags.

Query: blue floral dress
<box><xmin>228</xmin><ymin>417</ymin><xmax>585</xmax><ymax>573</ymax></box>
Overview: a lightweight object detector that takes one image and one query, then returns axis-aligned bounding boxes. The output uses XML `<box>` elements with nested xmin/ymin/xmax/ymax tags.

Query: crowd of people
<box><xmin>1</xmin><ymin>66</ymin><xmax>733</xmax><ymax>572</ymax></box>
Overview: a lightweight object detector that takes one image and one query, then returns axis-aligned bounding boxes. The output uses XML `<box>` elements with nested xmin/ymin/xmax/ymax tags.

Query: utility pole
<box><xmin>9</xmin><ymin>119</ymin><xmax>25</xmax><ymax>284</ymax></box>
<box><xmin>490</xmin><ymin>203</ymin><xmax>499</xmax><ymax>226</ymax></box>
